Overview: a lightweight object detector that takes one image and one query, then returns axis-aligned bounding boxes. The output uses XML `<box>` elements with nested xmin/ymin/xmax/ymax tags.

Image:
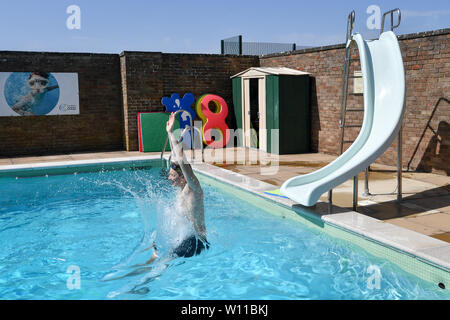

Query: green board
<box><xmin>138</xmin><ymin>112</ymin><xmax>180</xmax><ymax>152</ymax></box>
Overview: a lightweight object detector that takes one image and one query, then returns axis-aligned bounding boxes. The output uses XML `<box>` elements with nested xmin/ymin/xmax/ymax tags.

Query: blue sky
<box><xmin>0</xmin><ymin>0</ymin><xmax>448</xmax><ymax>54</ymax></box>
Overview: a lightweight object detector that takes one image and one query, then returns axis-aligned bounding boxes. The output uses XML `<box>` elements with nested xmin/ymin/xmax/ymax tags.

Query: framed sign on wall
<box><xmin>0</xmin><ymin>72</ymin><xmax>79</xmax><ymax>116</ymax></box>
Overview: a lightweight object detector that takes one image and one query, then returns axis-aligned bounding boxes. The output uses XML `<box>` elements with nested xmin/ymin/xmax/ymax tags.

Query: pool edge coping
<box><xmin>0</xmin><ymin>155</ymin><xmax>161</xmax><ymax>173</ymax></box>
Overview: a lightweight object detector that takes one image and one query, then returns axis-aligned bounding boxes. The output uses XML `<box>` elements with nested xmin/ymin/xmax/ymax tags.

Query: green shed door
<box><xmin>265</xmin><ymin>75</ymin><xmax>280</xmax><ymax>154</ymax></box>
<box><xmin>232</xmin><ymin>77</ymin><xmax>242</xmax><ymax>130</ymax></box>
<box><xmin>279</xmin><ymin>75</ymin><xmax>310</xmax><ymax>154</ymax></box>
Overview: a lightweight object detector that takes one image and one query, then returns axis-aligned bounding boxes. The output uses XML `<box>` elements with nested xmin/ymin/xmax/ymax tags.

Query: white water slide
<box><xmin>280</xmin><ymin>31</ymin><xmax>405</xmax><ymax>206</ymax></box>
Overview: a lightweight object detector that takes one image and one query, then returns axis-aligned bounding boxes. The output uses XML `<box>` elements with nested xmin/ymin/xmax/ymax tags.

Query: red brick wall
<box><xmin>120</xmin><ymin>52</ymin><xmax>259</xmax><ymax>151</ymax></box>
<box><xmin>0</xmin><ymin>51</ymin><xmax>124</xmax><ymax>157</ymax></box>
<box><xmin>260</xmin><ymin>29</ymin><xmax>450</xmax><ymax>175</ymax></box>
<box><xmin>120</xmin><ymin>52</ymin><xmax>164</xmax><ymax>151</ymax></box>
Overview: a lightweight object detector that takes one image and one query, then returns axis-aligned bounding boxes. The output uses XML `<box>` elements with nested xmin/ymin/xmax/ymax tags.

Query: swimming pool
<box><xmin>0</xmin><ymin>166</ymin><xmax>449</xmax><ymax>300</ymax></box>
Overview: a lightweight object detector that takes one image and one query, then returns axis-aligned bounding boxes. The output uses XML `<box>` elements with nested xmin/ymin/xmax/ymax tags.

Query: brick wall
<box><xmin>0</xmin><ymin>51</ymin><xmax>124</xmax><ymax>156</ymax></box>
<box><xmin>120</xmin><ymin>52</ymin><xmax>163</xmax><ymax>151</ymax></box>
<box><xmin>260</xmin><ymin>29</ymin><xmax>450</xmax><ymax>175</ymax></box>
<box><xmin>120</xmin><ymin>52</ymin><xmax>259</xmax><ymax>151</ymax></box>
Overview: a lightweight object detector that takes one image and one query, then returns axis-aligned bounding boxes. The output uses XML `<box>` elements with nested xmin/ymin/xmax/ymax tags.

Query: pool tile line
<box><xmin>322</xmin><ymin>215</ymin><xmax>450</xmax><ymax>272</ymax></box>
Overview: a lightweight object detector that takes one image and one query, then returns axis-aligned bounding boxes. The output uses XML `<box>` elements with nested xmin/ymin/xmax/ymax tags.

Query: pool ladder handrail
<box><xmin>161</xmin><ymin>126</ymin><xmax>204</xmax><ymax>170</ymax></box>
<box><xmin>160</xmin><ymin>110</ymin><xmax>203</xmax><ymax>171</ymax></box>
<box><xmin>380</xmin><ymin>8</ymin><xmax>401</xmax><ymax>34</ymax></box>
<box><xmin>179</xmin><ymin>125</ymin><xmax>204</xmax><ymax>161</ymax></box>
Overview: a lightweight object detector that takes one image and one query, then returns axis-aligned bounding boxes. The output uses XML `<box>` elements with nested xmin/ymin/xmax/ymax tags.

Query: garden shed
<box><xmin>231</xmin><ymin>67</ymin><xmax>310</xmax><ymax>154</ymax></box>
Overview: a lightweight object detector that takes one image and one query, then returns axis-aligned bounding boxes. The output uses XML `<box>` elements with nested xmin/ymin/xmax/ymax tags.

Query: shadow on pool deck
<box><xmin>1</xmin><ymin>149</ymin><xmax>449</xmax><ymax>243</ymax></box>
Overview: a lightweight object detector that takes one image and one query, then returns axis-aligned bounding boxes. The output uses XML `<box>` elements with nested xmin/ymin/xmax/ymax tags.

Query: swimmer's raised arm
<box><xmin>166</xmin><ymin>113</ymin><xmax>201</xmax><ymax>192</ymax></box>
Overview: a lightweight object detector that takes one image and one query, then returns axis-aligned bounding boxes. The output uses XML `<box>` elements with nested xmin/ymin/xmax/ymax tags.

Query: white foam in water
<box><xmin>91</xmin><ymin>169</ymin><xmax>196</xmax><ymax>297</ymax></box>
<box><xmin>156</xmin><ymin>198</ymin><xmax>195</xmax><ymax>252</ymax></box>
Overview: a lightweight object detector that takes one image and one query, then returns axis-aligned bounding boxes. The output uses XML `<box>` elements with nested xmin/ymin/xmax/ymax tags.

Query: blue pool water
<box><xmin>0</xmin><ymin>167</ymin><xmax>449</xmax><ymax>300</ymax></box>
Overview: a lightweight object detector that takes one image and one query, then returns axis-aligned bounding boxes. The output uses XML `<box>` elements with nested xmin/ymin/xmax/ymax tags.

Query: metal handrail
<box><xmin>380</xmin><ymin>8</ymin><xmax>401</xmax><ymax>34</ymax></box>
<box><xmin>346</xmin><ymin>10</ymin><xmax>355</xmax><ymax>44</ymax></box>
<box><xmin>339</xmin><ymin>10</ymin><xmax>356</xmax><ymax>144</ymax></box>
<box><xmin>162</xmin><ymin>126</ymin><xmax>203</xmax><ymax>170</ymax></box>
<box><xmin>161</xmin><ymin>134</ymin><xmax>171</xmax><ymax>170</ymax></box>
<box><xmin>179</xmin><ymin>125</ymin><xmax>204</xmax><ymax>162</ymax></box>
<box><xmin>160</xmin><ymin>110</ymin><xmax>198</xmax><ymax>170</ymax></box>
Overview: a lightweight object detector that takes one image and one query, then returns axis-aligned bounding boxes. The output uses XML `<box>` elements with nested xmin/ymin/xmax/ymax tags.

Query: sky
<box><xmin>0</xmin><ymin>0</ymin><xmax>448</xmax><ymax>54</ymax></box>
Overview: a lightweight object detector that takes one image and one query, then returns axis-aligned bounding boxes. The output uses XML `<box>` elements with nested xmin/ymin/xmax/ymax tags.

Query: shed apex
<box><xmin>231</xmin><ymin>67</ymin><xmax>310</xmax><ymax>78</ymax></box>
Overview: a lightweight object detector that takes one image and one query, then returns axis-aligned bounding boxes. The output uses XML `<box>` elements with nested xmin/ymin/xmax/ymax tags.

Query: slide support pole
<box><xmin>397</xmin><ymin>127</ymin><xmax>402</xmax><ymax>202</ymax></box>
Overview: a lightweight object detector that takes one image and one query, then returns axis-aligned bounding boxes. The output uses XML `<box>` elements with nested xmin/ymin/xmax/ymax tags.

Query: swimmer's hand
<box><xmin>166</xmin><ymin>112</ymin><xmax>176</xmax><ymax>133</ymax></box>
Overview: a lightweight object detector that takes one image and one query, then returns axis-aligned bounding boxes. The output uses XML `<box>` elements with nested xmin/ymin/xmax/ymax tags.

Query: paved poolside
<box><xmin>1</xmin><ymin>149</ymin><xmax>449</xmax><ymax>243</ymax></box>
<box><xmin>208</xmin><ymin>149</ymin><xmax>450</xmax><ymax>244</ymax></box>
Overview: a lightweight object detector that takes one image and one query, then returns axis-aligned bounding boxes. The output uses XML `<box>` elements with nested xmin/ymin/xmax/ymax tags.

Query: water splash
<box><xmin>85</xmin><ymin>169</ymin><xmax>195</xmax><ymax>297</ymax></box>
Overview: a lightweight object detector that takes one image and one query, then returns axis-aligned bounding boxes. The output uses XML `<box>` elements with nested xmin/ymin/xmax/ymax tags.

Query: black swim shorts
<box><xmin>172</xmin><ymin>235</ymin><xmax>210</xmax><ymax>258</ymax></box>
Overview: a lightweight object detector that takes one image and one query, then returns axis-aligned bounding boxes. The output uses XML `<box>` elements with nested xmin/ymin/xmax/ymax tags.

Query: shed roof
<box><xmin>231</xmin><ymin>67</ymin><xmax>310</xmax><ymax>78</ymax></box>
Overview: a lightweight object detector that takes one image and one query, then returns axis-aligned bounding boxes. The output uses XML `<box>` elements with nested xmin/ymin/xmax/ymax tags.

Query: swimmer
<box><xmin>145</xmin><ymin>112</ymin><xmax>208</xmax><ymax>264</ymax></box>
<box><xmin>102</xmin><ymin>112</ymin><xmax>208</xmax><ymax>290</ymax></box>
<box><xmin>12</xmin><ymin>72</ymin><xmax>59</xmax><ymax>116</ymax></box>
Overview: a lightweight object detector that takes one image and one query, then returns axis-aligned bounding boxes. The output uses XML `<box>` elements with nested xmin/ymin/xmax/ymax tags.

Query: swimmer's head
<box><xmin>28</xmin><ymin>72</ymin><xmax>50</xmax><ymax>94</ymax></box>
<box><xmin>168</xmin><ymin>162</ymin><xmax>186</xmax><ymax>188</ymax></box>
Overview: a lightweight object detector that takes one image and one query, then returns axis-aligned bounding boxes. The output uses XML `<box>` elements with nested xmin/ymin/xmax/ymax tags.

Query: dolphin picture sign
<box><xmin>0</xmin><ymin>72</ymin><xmax>79</xmax><ymax>116</ymax></box>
